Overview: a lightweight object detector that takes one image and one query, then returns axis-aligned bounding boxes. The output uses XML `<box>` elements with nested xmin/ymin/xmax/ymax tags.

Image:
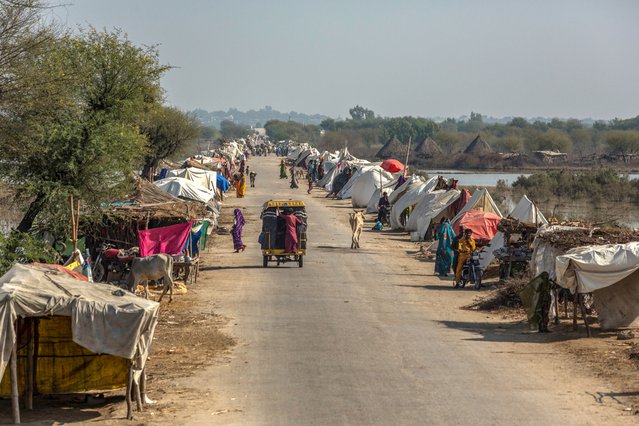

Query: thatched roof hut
<box><xmin>376</xmin><ymin>136</ymin><xmax>406</xmax><ymax>159</ymax></box>
<box><xmin>414</xmin><ymin>137</ymin><xmax>443</xmax><ymax>159</ymax></box>
<box><xmin>463</xmin><ymin>134</ymin><xmax>493</xmax><ymax>155</ymax></box>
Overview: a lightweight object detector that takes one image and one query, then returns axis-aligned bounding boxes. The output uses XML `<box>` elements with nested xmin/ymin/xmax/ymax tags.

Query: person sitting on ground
<box><xmin>376</xmin><ymin>191</ymin><xmax>390</xmax><ymax>223</ymax></box>
<box><xmin>455</xmin><ymin>228</ymin><xmax>476</xmax><ymax>285</ymax></box>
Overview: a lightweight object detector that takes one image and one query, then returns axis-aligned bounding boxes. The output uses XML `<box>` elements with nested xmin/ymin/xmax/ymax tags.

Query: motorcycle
<box><xmin>92</xmin><ymin>243</ymin><xmax>138</xmax><ymax>283</ymax></box>
<box><xmin>455</xmin><ymin>250</ymin><xmax>482</xmax><ymax>290</ymax></box>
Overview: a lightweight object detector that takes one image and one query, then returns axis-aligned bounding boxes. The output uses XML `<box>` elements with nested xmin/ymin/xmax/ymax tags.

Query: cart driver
<box><xmin>455</xmin><ymin>228</ymin><xmax>476</xmax><ymax>285</ymax></box>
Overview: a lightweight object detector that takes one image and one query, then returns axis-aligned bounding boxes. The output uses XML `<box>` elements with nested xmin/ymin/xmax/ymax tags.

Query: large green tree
<box><xmin>141</xmin><ymin>107</ymin><xmax>201</xmax><ymax>179</ymax></box>
<box><xmin>0</xmin><ymin>27</ymin><xmax>169</xmax><ymax>235</ymax></box>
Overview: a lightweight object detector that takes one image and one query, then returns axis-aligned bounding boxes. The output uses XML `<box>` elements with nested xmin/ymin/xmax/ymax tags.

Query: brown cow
<box><xmin>349</xmin><ymin>210</ymin><xmax>365</xmax><ymax>249</ymax></box>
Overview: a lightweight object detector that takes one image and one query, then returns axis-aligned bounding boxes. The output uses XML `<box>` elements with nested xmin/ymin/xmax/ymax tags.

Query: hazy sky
<box><xmin>61</xmin><ymin>0</ymin><xmax>639</xmax><ymax>120</ymax></box>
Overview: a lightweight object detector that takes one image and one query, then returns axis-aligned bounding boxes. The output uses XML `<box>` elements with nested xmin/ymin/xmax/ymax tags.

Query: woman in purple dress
<box><xmin>231</xmin><ymin>208</ymin><xmax>246</xmax><ymax>252</ymax></box>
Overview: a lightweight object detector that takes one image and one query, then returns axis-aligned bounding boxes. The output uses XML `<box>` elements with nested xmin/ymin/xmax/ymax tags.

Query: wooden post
<box><xmin>33</xmin><ymin>319</ymin><xmax>39</xmax><ymax>395</ymax></box>
<box><xmin>140</xmin><ymin>368</ymin><xmax>147</xmax><ymax>404</ymax></box>
<box><xmin>26</xmin><ymin>319</ymin><xmax>34</xmax><ymax>410</ymax></box>
<box><xmin>404</xmin><ymin>136</ymin><xmax>412</xmax><ymax>176</ymax></box>
<box><xmin>553</xmin><ymin>288</ymin><xmax>560</xmax><ymax>325</ymax></box>
<box><xmin>572</xmin><ymin>291</ymin><xmax>579</xmax><ymax>331</ymax></box>
<box><xmin>126</xmin><ymin>363</ymin><xmax>133</xmax><ymax>420</ymax></box>
<box><xmin>578</xmin><ymin>294</ymin><xmax>592</xmax><ymax>337</ymax></box>
<box><xmin>134</xmin><ymin>381</ymin><xmax>143</xmax><ymax>412</ymax></box>
<box><xmin>10</xmin><ymin>324</ymin><xmax>20</xmax><ymax>424</ymax></box>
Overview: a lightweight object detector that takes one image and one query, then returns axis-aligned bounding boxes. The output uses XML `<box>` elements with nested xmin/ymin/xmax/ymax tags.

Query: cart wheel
<box><xmin>298</xmin><ymin>256</ymin><xmax>303</xmax><ymax>268</ymax></box>
<box><xmin>263</xmin><ymin>256</ymin><xmax>268</xmax><ymax>268</ymax></box>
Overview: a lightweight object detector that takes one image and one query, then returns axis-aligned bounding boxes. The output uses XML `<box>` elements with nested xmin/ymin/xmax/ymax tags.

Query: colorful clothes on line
<box><xmin>138</xmin><ymin>221</ymin><xmax>194</xmax><ymax>256</ymax></box>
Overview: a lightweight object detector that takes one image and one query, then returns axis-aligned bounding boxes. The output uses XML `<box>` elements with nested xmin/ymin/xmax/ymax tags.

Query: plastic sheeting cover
<box><xmin>0</xmin><ymin>264</ymin><xmax>159</xmax><ymax>386</ymax></box>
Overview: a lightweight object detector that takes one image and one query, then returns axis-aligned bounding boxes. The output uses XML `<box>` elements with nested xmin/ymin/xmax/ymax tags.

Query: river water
<box><xmin>417</xmin><ymin>170</ymin><xmax>639</xmax><ymax>228</ymax></box>
<box><xmin>419</xmin><ymin>170</ymin><xmax>639</xmax><ymax>187</ymax></box>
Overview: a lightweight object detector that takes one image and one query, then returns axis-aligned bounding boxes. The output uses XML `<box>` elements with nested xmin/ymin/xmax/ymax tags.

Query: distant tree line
<box><xmin>264</xmin><ymin>105</ymin><xmax>639</xmax><ymax>162</ymax></box>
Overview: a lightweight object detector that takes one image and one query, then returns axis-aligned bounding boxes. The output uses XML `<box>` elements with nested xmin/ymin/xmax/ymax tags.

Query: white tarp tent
<box><xmin>166</xmin><ymin>168</ymin><xmax>217</xmax><ymax>192</ymax></box>
<box><xmin>556</xmin><ymin>242</ymin><xmax>639</xmax><ymax>329</ymax></box>
<box><xmin>0</xmin><ymin>263</ymin><xmax>159</xmax><ymax>385</ymax></box>
<box><xmin>351</xmin><ymin>167</ymin><xmax>394</xmax><ymax>208</ymax></box>
<box><xmin>408</xmin><ymin>189</ymin><xmax>461</xmax><ymax>241</ymax></box>
<box><xmin>389</xmin><ymin>177</ymin><xmax>439</xmax><ymax>229</ymax></box>
<box><xmin>388</xmin><ymin>175</ymin><xmax>425</xmax><ymax>205</ymax></box>
<box><xmin>366</xmin><ymin>178</ymin><xmax>400</xmax><ymax>213</ymax></box>
<box><xmin>556</xmin><ymin>242</ymin><xmax>639</xmax><ymax>293</ymax></box>
<box><xmin>155</xmin><ymin>177</ymin><xmax>215</xmax><ymax>204</ymax></box>
<box><xmin>479</xmin><ymin>195</ymin><xmax>548</xmax><ymax>269</ymax></box>
<box><xmin>336</xmin><ymin>165</ymin><xmax>370</xmax><ymax>199</ymax></box>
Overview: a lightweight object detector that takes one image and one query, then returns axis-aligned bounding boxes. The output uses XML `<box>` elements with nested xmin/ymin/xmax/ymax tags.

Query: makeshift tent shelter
<box><xmin>0</xmin><ymin>264</ymin><xmax>159</xmax><ymax>422</ymax></box>
<box><xmin>388</xmin><ymin>175</ymin><xmax>426</xmax><ymax>204</ymax></box>
<box><xmin>479</xmin><ymin>195</ymin><xmax>547</xmax><ymax>269</ymax></box>
<box><xmin>452</xmin><ymin>210</ymin><xmax>502</xmax><ymax>241</ymax></box>
<box><xmin>351</xmin><ymin>167</ymin><xmax>394</xmax><ymax>208</ymax></box>
<box><xmin>414</xmin><ymin>137</ymin><xmax>443</xmax><ymax>159</ymax></box>
<box><xmin>389</xmin><ymin>177</ymin><xmax>439</xmax><ymax>229</ymax></box>
<box><xmin>375</xmin><ymin>136</ymin><xmax>406</xmax><ymax>159</ymax></box>
<box><xmin>450</xmin><ymin>188</ymin><xmax>502</xmax><ymax>225</ymax></box>
<box><xmin>556</xmin><ymin>242</ymin><xmax>639</xmax><ymax>330</ymax></box>
<box><xmin>166</xmin><ymin>168</ymin><xmax>217</xmax><ymax>192</ymax></box>
<box><xmin>366</xmin><ymin>178</ymin><xmax>400</xmax><ymax>213</ymax></box>
<box><xmin>407</xmin><ymin>189</ymin><xmax>462</xmax><ymax>241</ymax></box>
<box><xmin>463</xmin><ymin>134</ymin><xmax>493</xmax><ymax>155</ymax></box>
<box><xmin>155</xmin><ymin>177</ymin><xmax>215</xmax><ymax>204</ymax></box>
<box><xmin>336</xmin><ymin>165</ymin><xmax>369</xmax><ymax>199</ymax></box>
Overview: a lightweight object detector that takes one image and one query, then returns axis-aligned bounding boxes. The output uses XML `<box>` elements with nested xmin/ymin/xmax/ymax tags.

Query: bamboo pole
<box><xmin>10</xmin><ymin>323</ymin><xmax>20</xmax><ymax>424</ymax></box>
<box><xmin>126</xmin><ymin>363</ymin><xmax>133</xmax><ymax>420</ymax></box>
<box><xmin>404</xmin><ymin>136</ymin><xmax>412</xmax><ymax>175</ymax></box>
<box><xmin>70</xmin><ymin>195</ymin><xmax>77</xmax><ymax>253</ymax></box>
<box><xmin>579</xmin><ymin>294</ymin><xmax>592</xmax><ymax>337</ymax></box>
<box><xmin>33</xmin><ymin>319</ymin><xmax>39</xmax><ymax>395</ymax></box>
<box><xmin>26</xmin><ymin>319</ymin><xmax>34</xmax><ymax>410</ymax></box>
<box><xmin>572</xmin><ymin>291</ymin><xmax>579</xmax><ymax>331</ymax></box>
<box><xmin>134</xmin><ymin>381</ymin><xmax>143</xmax><ymax>412</ymax></box>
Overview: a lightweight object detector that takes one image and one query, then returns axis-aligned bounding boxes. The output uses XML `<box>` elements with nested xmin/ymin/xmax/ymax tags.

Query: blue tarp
<box><xmin>217</xmin><ymin>174</ymin><xmax>230</xmax><ymax>192</ymax></box>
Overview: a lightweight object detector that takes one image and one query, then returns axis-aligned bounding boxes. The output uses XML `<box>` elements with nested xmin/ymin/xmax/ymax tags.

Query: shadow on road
<box><xmin>201</xmin><ymin>265</ymin><xmax>265</xmax><ymax>271</ymax></box>
<box><xmin>438</xmin><ymin>319</ymin><xmax>617</xmax><ymax>343</ymax></box>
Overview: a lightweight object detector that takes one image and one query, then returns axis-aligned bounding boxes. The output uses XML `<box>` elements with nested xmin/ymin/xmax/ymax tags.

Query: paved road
<box><xmin>176</xmin><ymin>156</ymin><xmax>628</xmax><ymax>425</ymax></box>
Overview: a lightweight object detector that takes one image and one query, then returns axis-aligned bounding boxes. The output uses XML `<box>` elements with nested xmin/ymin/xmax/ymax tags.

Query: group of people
<box><xmin>434</xmin><ymin>220</ymin><xmax>476</xmax><ymax>285</ymax></box>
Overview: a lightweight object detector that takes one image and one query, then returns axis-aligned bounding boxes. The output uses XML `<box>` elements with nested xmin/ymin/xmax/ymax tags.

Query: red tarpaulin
<box><xmin>380</xmin><ymin>159</ymin><xmax>405</xmax><ymax>173</ymax></box>
<box><xmin>138</xmin><ymin>221</ymin><xmax>193</xmax><ymax>256</ymax></box>
<box><xmin>453</xmin><ymin>210</ymin><xmax>501</xmax><ymax>241</ymax></box>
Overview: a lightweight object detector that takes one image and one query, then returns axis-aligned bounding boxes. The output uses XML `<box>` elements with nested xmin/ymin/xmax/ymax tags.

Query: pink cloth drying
<box><xmin>138</xmin><ymin>221</ymin><xmax>193</xmax><ymax>256</ymax></box>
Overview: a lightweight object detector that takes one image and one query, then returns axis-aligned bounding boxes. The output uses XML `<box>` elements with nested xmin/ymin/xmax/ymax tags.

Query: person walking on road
<box><xmin>231</xmin><ymin>208</ymin><xmax>246</xmax><ymax>253</ymax></box>
<box><xmin>279</xmin><ymin>160</ymin><xmax>288</xmax><ymax>179</ymax></box>
<box><xmin>290</xmin><ymin>167</ymin><xmax>299</xmax><ymax>189</ymax></box>
<box><xmin>249</xmin><ymin>170</ymin><xmax>256</xmax><ymax>187</ymax></box>
<box><xmin>235</xmin><ymin>173</ymin><xmax>247</xmax><ymax>198</ymax></box>
<box><xmin>307</xmin><ymin>175</ymin><xmax>313</xmax><ymax>194</ymax></box>
<box><xmin>434</xmin><ymin>220</ymin><xmax>455</xmax><ymax>277</ymax></box>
